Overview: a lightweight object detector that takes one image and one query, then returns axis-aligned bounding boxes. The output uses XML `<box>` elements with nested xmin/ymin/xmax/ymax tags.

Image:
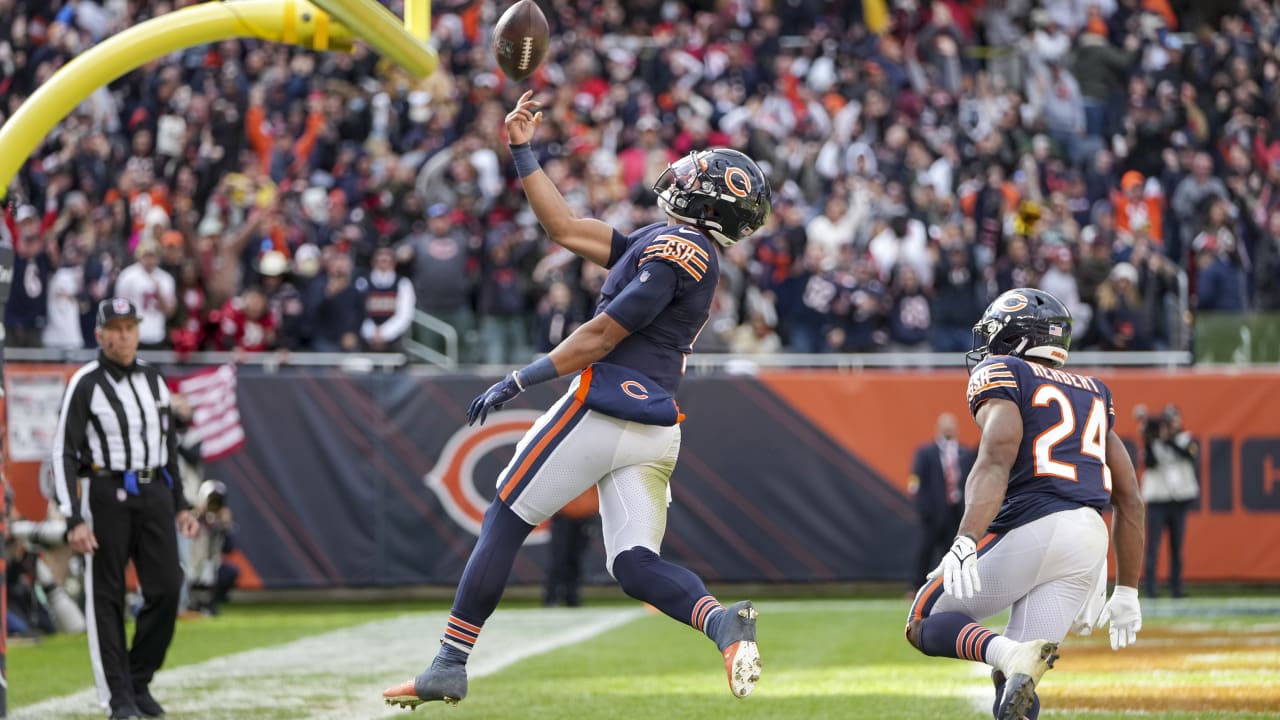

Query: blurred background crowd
<box><xmin>3</xmin><ymin>0</ymin><xmax>1277</xmax><ymax>363</ymax></box>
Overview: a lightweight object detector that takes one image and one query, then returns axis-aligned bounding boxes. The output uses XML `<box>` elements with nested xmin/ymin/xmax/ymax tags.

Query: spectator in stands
<box><xmin>256</xmin><ymin>251</ymin><xmax>307</xmax><ymax>350</ymax></box>
<box><xmin>533</xmin><ymin>280</ymin><xmax>582</xmax><ymax>354</ymax></box>
<box><xmin>170</xmin><ymin>259</ymin><xmax>209</xmax><ymax>356</ymax></box>
<box><xmin>931</xmin><ymin>238</ymin><xmax>985</xmax><ymax>352</ymax></box>
<box><xmin>1256</xmin><ymin>209</ymin><xmax>1280</xmax><ymax>310</ymax></box>
<box><xmin>1039</xmin><ymin>245</ymin><xmax>1093</xmax><ymax>337</ymax></box>
<box><xmin>213</xmin><ymin>286</ymin><xmax>276</xmax><ymax>353</ymax></box>
<box><xmin>13</xmin><ymin>0</ymin><xmax>1280</xmax><ymax>359</ymax></box>
<box><xmin>781</xmin><ymin>245</ymin><xmax>838</xmax><ymax>354</ymax></box>
<box><xmin>1112</xmin><ymin>171</ymin><xmax>1165</xmax><ymax>246</ymax></box>
<box><xmin>830</xmin><ymin>256</ymin><xmax>888</xmax><ymax>353</ymax></box>
<box><xmin>358</xmin><ymin>244</ymin><xmax>416</xmax><ymax>352</ymax></box>
<box><xmin>1171</xmin><ymin>152</ymin><xmax>1230</xmax><ymax>262</ymax></box>
<box><xmin>728</xmin><ymin>290</ymin><xmax>783</xmax><ymax>355</ymax></box>
<box><xmin>994</xmin><ymin>235</ymin><xmax>1041</xmax><ymax>292</ymax></box>
<box><xmin>477</xmin><ymin>223</ymin><xmax>535</xmax><ymax>365</ymax></box>
<box><xmin>43</xmin><ymin>238</ymin><xmax>86</xmax><ymax>350</ymax></box>
<box><xmin>886</xmin><ymin>265</ymin><xmax>932</xmax><ymax>352</ymax></box>
<box><xmin>805</xmin><ymin>191</ymin><xmax>860</xmax><ymax>269</ymax></box>
<box><xmin>868</xmin><ymin>212</ymin><xmax>931</xmax><ymax>287</ymax></box>
<box><xmin>6</xmin><ymin>205</ymin><xmax>52</xmax><ymax>347</ymax></box>
<box><xmin>1095</xmin><ymin>262</ymin><xmax>1150</xmax><ymax>350</ymax></box>
<box><xmin>401</xmin><ymin>204</ymin><xmax>476</xmax><ymax>363</ymax></box>
<box><xmin>304</xmin><ymin>247</ymin><xmax>364</xmax><ymax>352</ymax></box>
<box><xmin>1194</xmin><ymin>235</ymin><xmax>1249</xmax><ymax>312</ymax></box>
<box><xmin>1073</xmin><ymin>12</ymin><xmax>1135</xmax><ymax>138</ymax></box>
<box><xmin>113</xmin><ymin>240</ymin><xmax>176</xmax><ymax>349</ymax></box>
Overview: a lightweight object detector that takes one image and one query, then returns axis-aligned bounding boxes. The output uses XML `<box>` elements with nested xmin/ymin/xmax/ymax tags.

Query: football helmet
<box><xmin>967</xmin><ymin>288</ymin><xmax>1072</xmax><ymax>370</ymax></box>
<box><xmin>653</xmin><ymin>148</ymin><xmax>771</xmax><ymax>248</ymax></box>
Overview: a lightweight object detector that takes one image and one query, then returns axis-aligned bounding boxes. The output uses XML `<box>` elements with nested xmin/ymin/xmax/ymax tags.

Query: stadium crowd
<box><xmin>3</xmin><ymin>0</ymin><xmax>1278</xmax><ymax>362</ymax></box>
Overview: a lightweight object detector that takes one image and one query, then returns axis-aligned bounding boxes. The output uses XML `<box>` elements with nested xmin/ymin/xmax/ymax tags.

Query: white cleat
<box><xmin>715</xmin><ymin>601</ymin><xmax>762</xmax><ymax>698</ymax></box>
<box><xmin>996</xmin><ymin>639</ymin><xmax>1059</xmax><ymax>720</ymax></box>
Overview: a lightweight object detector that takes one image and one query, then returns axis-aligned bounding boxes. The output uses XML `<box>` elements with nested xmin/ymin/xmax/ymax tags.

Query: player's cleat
<box><xmin>996</xmin><ymin>640</ymin><xmax>1059</xmax><ymax>720</ymax></box>
<box><xmin>382</xmin><ymin>655</ymin><xmax>469</xmax><ymax>710</ymax></box>
<box><xmin>710</xmin><ymin>600</ymin><xmax>762</xmax><ymax>698</ymax></box>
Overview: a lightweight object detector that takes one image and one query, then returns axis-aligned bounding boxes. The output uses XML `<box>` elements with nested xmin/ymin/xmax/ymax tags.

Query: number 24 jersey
<box><xmin>967</xmin><ymin>355</ymin><xmax>1116</xmax><ymax>533</ymax></box>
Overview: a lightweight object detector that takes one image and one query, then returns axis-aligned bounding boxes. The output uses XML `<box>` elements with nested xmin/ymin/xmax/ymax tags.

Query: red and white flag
<box><xmin>170</xmin><ymin>364</ymin><xmax>245</xmax><ymax>461</ymax></box>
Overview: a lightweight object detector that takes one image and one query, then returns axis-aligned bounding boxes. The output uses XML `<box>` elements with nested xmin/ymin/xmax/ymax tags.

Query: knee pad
<box><xmin>608</xmin><ymin>546</ymin><xmax>657</xmax><ymax>598</ymax></box>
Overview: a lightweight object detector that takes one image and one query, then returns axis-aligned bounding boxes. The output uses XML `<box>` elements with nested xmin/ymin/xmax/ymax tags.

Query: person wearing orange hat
<box><xmin>1111</xmin><ymin>170</ymin><xmax>1164</xmax><ymax>245</ymax></box>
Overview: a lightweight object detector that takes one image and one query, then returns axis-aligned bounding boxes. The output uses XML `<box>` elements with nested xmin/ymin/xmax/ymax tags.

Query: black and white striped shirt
<box><xmin>52</xmin><ymin>354</ymin><xmax>187</xmax><ymax>527</ymax></box>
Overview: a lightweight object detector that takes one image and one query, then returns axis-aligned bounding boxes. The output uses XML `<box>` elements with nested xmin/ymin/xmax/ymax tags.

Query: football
<box><xmin>492</xmin><ymin>0</ymin><xmax>549</xmax><ymax>82</ymax></box>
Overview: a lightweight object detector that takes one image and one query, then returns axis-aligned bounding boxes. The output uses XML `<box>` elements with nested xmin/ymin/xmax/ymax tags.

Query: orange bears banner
<box><xmin>762</xmin><ymin>368</ymin><xmax>1280</xmax><ymax>582</ymax></box>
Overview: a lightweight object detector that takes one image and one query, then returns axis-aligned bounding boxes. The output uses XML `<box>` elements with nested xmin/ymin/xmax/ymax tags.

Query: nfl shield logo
<box><xmin>113</xmin><ymin>298</ymin><xmax>130</xmax><ymax>314</ymax></box>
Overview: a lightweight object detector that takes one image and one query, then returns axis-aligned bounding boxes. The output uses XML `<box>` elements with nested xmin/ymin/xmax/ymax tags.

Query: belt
<box><xmin>94</xmin><ymin>468</ymin><xmax>169</xmax><ymax>495</ymax></box>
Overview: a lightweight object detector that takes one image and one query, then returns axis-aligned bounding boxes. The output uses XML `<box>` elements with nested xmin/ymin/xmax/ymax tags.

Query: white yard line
<box><xmin>12</xmin><ymin>607</ymin><xmax>646</xmax><ymax>720</ymax></box>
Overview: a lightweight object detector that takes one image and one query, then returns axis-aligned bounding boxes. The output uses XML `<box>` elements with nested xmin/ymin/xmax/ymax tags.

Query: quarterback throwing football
<box><xmin>384</xmin><ymin>91</ymin><xmax>772</xmax><ymax>708</ymax></box>
<box><xmin>905</xmin><ymin>288</ymin><xmax>1146</xmax><ymax>720</ymax></box>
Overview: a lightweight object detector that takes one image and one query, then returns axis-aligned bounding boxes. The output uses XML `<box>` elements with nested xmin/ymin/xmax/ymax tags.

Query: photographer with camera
<box><xmin>1135</xmin><ymin>404</ymin><xmax>1199</xmax><ymax>599</ymax></box>
<box><xmin>186</xmin><ymin>480</ymin><xmax>240</xmax><ymax>616</ymax></box>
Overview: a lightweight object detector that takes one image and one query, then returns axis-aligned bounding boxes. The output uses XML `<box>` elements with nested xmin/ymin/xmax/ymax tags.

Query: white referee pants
<box><xmin>916</xmin><ymin>506</ymin><xmax>1109</xmax><ymax>643</ymax></box>
<box><xmin>496</xmin><ymin>379</ymin><xmax>681</xmax><ymax>575</ymax></box>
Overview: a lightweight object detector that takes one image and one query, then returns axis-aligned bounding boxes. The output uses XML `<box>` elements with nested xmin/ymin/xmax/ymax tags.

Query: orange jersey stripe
<box><xmin>640</xmin><ymin>254</ymin><xmax>705</xmax><ymax>282</ymax></box>
<box><xmin>972</xmin><ymin>381</ymin><xmax>1018</xmax><ymax>393</ymax></box>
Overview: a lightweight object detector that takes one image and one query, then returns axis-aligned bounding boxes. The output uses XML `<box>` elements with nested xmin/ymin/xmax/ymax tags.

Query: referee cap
<box><xmin>96</xmin><ymin>297</ymin><xmax>141</xmax><ymax>328</ymax></box>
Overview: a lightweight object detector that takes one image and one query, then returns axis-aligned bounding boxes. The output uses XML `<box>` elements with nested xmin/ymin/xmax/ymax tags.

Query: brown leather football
<box><xmin>492</xmin><ymin>0</ymin><xmax>549</xmax><ymax>82</ymax></box>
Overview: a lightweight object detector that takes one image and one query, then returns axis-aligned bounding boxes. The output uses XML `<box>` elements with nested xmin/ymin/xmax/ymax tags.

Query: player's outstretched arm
<box><xmin>1105</xmin><ymin>430</ymin><xmax>1145</xmax><ymax>588</ymax></box>
<box><xmin>506</xmin><ymin>91</ymin><xmax>616</xmax><ymax>267</ymax></box>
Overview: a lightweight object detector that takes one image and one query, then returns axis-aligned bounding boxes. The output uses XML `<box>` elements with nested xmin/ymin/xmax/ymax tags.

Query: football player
<box><xmin>905</xmin><ymin>288</ymin><xmax>1146</xmax><ymax>720</ymax></box>
<box><xmin>383</xmin><ymin>91</ymin><xmax>772</xmax><ymax>709</ymax></box>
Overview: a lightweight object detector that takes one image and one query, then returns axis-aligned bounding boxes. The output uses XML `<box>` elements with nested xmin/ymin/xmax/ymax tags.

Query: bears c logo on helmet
<box><xmin>425</xmin><ymin>410</ymin><xmax>550</xmax><ymax>543</ymax></box>
<box><xmin>995</xmin><ymin>292</ymin><xmax>1029</xmax><ymax>313</ymax></box>
<box><xmin>724</xmin><ymin>166</ymin><xmax>752</xmax><ymax>198</ymax></box>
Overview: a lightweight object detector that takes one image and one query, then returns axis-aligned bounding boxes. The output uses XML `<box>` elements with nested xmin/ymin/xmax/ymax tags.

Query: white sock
<box><xmin>984</xmin><ymin>635</ymin><xmax>1018</xmax><ymax>672</ymax></box>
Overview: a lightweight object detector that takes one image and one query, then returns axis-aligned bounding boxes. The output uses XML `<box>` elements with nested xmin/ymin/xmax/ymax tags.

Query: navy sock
<box><xmin>443</xmin><ymin>501</ymin><xmax>535</xmax><ymax>656</ymax></box>
<box><xmin>611</xmin><ymin>547</ymin><xmax>722</xmax><ymax>634</ymax></box>
<box><xmin>919</xmin><ymin>611</ymin><xmax>998</xmax><ymax>661</ymax></box>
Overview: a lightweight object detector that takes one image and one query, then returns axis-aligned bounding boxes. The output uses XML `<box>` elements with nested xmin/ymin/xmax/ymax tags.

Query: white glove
<box><xmin>928</xmin><ymin>535</ymin><xmax>981</xmax><ymax>599</ymax></box>
<box><xmin>1096</xmin><ymin>585</ymin><xmax>1142</xmax><ymax>650</ymax></box>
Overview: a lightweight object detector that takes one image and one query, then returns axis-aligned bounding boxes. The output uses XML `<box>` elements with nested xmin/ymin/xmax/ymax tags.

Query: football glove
<box><xmin>1096</xmin><ymin>585</ymin><xmax>1142</xmax><ymax>650</ymax></box>
<box><xmin>928</xmin><ymin>534</ymin><xmax>981</xmax><ymax>599</ymax></box>
<box><xmin>466</xmin><ymin>373</ymin><xmax>523</xmax><ymax>426</ymax></box>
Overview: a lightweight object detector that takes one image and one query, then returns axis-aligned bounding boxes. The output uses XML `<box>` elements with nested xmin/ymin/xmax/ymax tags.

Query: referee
<box><xmin>52</xmin><ymin>298</ymin><xmax>198</xmax><ymax>720</ymax></box>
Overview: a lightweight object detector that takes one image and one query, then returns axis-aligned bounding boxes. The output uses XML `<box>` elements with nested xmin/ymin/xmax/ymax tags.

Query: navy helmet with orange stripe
<box><xmin>653</xmin><ymin>148</ymin><xmax>771</xmax><ymax>248</ymax></box>
<box><xmin>967</xmin><ymin>288</ymin><xmax>1072</xmax><ymax>371</ymax></box>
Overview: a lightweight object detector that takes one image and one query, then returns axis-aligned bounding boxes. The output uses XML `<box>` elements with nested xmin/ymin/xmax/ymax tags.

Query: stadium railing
<box><xmin>3</xmin><ymin>347</ymin><xmax>1193</xmax><ymax>373</ymax></box>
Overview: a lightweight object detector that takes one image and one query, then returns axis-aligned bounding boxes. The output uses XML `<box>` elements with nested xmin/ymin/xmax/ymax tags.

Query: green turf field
<box><xmin>9</xmin><ymin>597</ymin><xmax>1279</xmax><ymax>719</ymax></box>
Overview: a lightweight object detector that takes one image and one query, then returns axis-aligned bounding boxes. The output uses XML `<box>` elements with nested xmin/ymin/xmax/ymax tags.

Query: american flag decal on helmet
<box><xmin>1049</xmin><ymin>325</ymin><xmax>1063</xmax><ymax>336</ymax></box>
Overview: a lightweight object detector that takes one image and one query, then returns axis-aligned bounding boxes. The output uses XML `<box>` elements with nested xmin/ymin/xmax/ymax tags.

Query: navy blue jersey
<box><xmin>596</xmin><ymin>222</ymin><xmax>719</xmax><ymax>394</ymax></box>
<box><xmin>966</xmin><ymin>355</ymin><xmax>1116</xmax><ymax>533</ymax></box>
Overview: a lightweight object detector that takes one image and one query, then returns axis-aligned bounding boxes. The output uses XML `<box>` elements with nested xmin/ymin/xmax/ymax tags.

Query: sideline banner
<box><xmin>5</xmin><ymin>365</ymin><xmax>1277</xmax><ymax>586</ymax></box>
